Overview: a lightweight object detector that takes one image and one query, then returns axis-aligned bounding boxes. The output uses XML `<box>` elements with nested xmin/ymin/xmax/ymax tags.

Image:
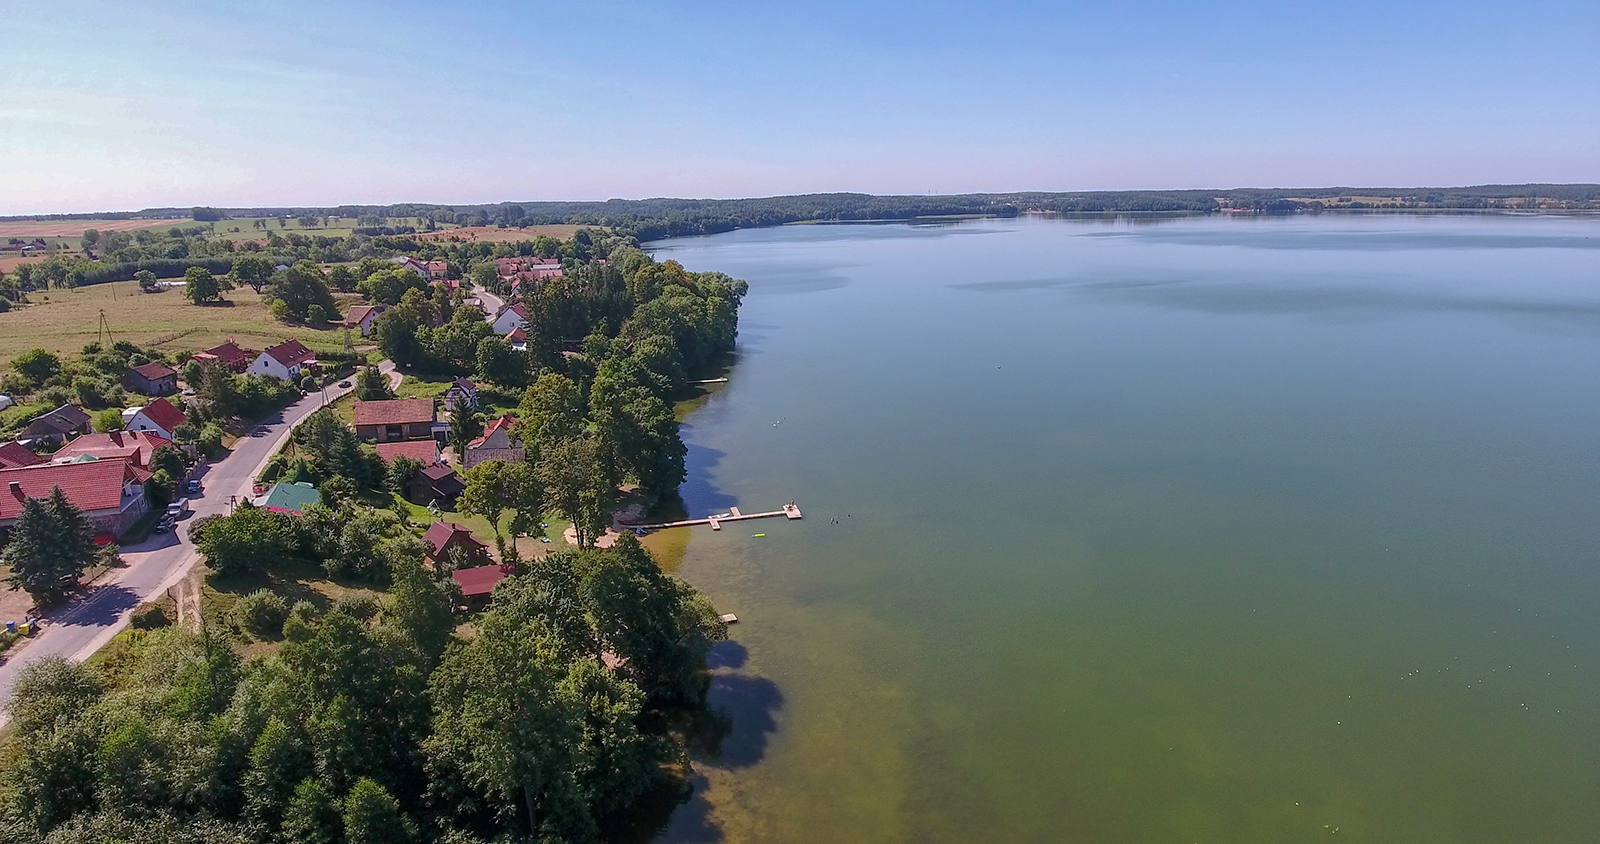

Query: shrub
<box><xmin>91</xmin><ymin>408</ymin><xmax>125</xmax><ymax>432</ymax></box>
<box><xmin>282</xmin><ymin>600</ymin><xmax>318</xmax><ymax>642</ymax></box>
<box><xmin>130</xmin><ymin>602</ymin><xmax>170</xmax><ymax>630</ymax></box>
<box><xmin>233</xmin><ymin>589</ymin><xmax>290</xmax><ymax>640</ymax></box>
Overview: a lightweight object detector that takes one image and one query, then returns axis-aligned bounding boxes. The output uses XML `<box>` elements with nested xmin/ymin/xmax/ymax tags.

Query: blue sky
<box><xmin>1</xmin><ymin>0</ymin><xmax>1595</xmax><ymax>213</ymax></box>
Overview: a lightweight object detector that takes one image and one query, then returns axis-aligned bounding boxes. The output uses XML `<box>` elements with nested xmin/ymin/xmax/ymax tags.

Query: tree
<box><xmin>448</xmin><ymin>403</ymin><xmax>481</xmax><ymax>457</ymax></box>
<box><xmin>196</xmin><ymin>361</ymin><xmax>238</xmax><ymax>416</ymax></box>
<box><xmin>328</xmin><ymin>265</ymin><xmax>357</xmax><ymax>292</ymax></box>
<box><xmin>536</xmin><ymin>437</ymin><xmax>615</xmax><ymax>549</ymax></box>
<box><xmin>342</xmin><ymin>777</ymin><xmax>413</xmax><ymax>844</ymax></box>
<box><xmin>231</xmin><ymin>255</ymin><xmax>275</xmax><ymax>293</ymax></box>
<box><xmin>244</xmin><ymin>717</ymin><xmax>311</xmax><ymax>830</ymax></box>
<box><xmin>589</xmin><ymin>358</ymin><xmax>685</xmax><ymax>503</ymax></box>
<box><xmin>474</xmin><ymin>336</ymin><xmax>524</xmax><ymax>388</ymax></box>
<box><xmin>384</xmin><ymin>542</ymin><xmax>457</xmax><ymax>667</ymax></box>
<box><xmin>373</xmin><ymin>288</ymin><xmax>437</xmax><ymax>369</ymax></box>
<box><xmin>13</xmin><ymin>347</ymin><xmax>61</xmax><ymax>386</ymax></box>
<box><xmin>5</xmin><ymin>655</ymin><xmax>104</xmax><ymax>739</ymax></box>
<box><xmin>184</xmin><ymin>266</ymin><xmax>225</xmax><ymax>304</ymax></box>
<box><xmin>192</xmin><ymin>504</ymin><xmax>295</xmax><ymax>576</ymax></box>
<box><xmin>354</xmin><ymin>365</ymin><xmax>392</xmax><ymax>401</ymax></box>
<box><xmin>134</xmin><ymin>269</ymin><xmax>159</xmax><ymax>292</ymax></box>
<box><xmin>516</xmin><ymin>372</ymin><xmax>587</xmax><ymax>452</ymax></box>
<box><xmin>458</xmin><ymin>460</ymin><xmax>545</xmax><ymax>560</ymax></box>
<box><xmin>90</xmin><ymin>408</ymin><xmax>124</xmax><ymax>433</ymax></box>
<box><xmin>281</xmin><ymin>777</ymin><xmax>342</xmax><ymax>844</ymax></box>
<box><xmin>2</xmin><ymin>487</ymin><xmax>97</xmax><ymax>605</ymax></box>
<box><xmin>268</xmin><ymin>262</ymin><xmax>339</xmax><ymax>322</ymax></box>
<box><xmin>387</xmin><ymin>455</ymin><xmax>423</xmax><ymax>495</ymax></box>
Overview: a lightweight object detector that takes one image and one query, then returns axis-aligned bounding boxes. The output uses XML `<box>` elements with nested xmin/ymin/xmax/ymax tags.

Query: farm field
<box><xmin>0</xmin><ymin>218</ymin><xmax>179</xmax><ymax>239</ymax></box>
<box><xmin>0</xmin><ymin>282</ymin><xmax>367</xmax><ymax>367</ymax></box>
<box><xmin>410</xmin><ymin>224</ymin><xmax>591</xmax><ymax>242</ymax></box>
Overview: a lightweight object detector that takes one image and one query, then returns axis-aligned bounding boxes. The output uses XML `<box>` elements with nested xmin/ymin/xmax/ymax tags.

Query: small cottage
<box><xmin>123</xmin><ymin>361</ymin><xmax>178</xmax><ymax>396</ymax></box>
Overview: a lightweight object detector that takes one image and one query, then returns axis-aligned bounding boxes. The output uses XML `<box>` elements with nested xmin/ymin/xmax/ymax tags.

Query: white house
<box><xmin>393</xmin><ymin>256</ymin><xmax>430</xmax><ymax>277</ymax></box>
<box><xmin>492</xmin><ymin>303</ymin><xmax>529</xmax><ymax>336</ymax></box>
<box><xmin>121</xmin><ymin>397</ymin><xmax>187</xmax><ymax>441</ymax></box>
<box><xmin>248</xmin><ymin>339</ymin><xmax>317</xmax><ymax>381</ymax></box>
<box><xmin>344</xmin><ymin>304</ymin><xmax>388</xmax><ymax>337</ymax></box>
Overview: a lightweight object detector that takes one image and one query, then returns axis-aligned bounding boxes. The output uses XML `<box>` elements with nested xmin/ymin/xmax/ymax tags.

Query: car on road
<box><xmin>153</xmin><ymin>517</ymin><xmax>173</xmax><ymax>534</ymax></box>
<box><xmin>166</xmin><ymin>498</ymin><xmax>190</xmax><ymax>520</ymax></box>
<box><xmin>186</xmin><ymin>479</ymin><xmax>201</xmax><ymax>494</ymax></box>
<box><xmin>339</xmin><ymin>380</ymin><xmax>352</xmax><ymax>388</ymax></box>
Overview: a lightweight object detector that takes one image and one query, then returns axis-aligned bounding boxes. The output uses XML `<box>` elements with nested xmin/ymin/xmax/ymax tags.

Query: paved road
<box><xmin>473</xmin><ymin>285</ymin><xmax>504</xmax><ymax>317</ymax></box>
<box><xmin>0</xmin><ymin>361</ymin><xmax>396</xmax><ymax>718</ymax></box>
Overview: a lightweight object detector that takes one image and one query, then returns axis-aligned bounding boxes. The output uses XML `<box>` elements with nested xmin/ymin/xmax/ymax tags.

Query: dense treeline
<box><xmin>12</xmin><ymin>183</ymin><xmax>1595</xmax><ymax>230</ymax></box>
<box><xmin>0</xmin><ymin>534</ymin><xmax>726</xmax><ymax>843</ymax></box>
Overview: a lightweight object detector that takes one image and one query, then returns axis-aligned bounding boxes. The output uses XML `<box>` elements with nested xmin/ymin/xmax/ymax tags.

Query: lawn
<box><xmin>0</xmin><ymin>282</ymin><xmax>368</xmax><ymax>368</ymax></box>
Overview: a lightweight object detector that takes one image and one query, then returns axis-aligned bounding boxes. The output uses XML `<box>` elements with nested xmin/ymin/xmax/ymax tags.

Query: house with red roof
<box><xmin>423</xmin><ymin>521</ymin><xmax>491</xmax><ymax>566</ymax></box>
<box><xmin>463</xmin><ymin>414</ymin><xmax>524</xmax><ymax>469</ymax></box>
<box><xmin>122</xmin><ymin>361</ymin><xmax>178</xmax><ymax>396</ymax></box>
<box><xmin>0</xmin><ymin>458</ymin><xmax>152</xmax><ymax>537</ymax></box>
<box><xmin>506</xmin><ymin>326</ymin><xmax>528</xmax><ymax>351</ymax></box>
<box><xmin>52</xmin><ymin>430</ymin><xmax>172</xmax><ymax>468</ymax></box>
<box><xmin>344</xmin><ymin>303</ymin><xmax>388</xmax><ymax>337</ymax></box>
<box><xmin>248</xmin><ymin>339</ymin><xmax>317</xmax><ymax>381</ymax></box>
<box><xmin>374</xmin><ymin>439</ymin><xmax>440</xmax><ymax>466</ymax></box>
<box><xmin>123</xmin><ymin>397</ymin><xmax>187</xmax><ymax>441</ymax></box>
<box><xmin>451</xmin><ymin>564</ymin><xmax>511</xmax><ymax>607</ymax></box>
<box><xmin>444</xmin><ymin>378</ymin><xmax>478</xmax><ymax>412</ymax></box>
<box><xmin>423</xmin><ymin>260</ymin><xmax>449</xmax><ymax>280</ymax></box>
<box><xmin>0</xmin><ymin>442</ymin><xmax>44</xmax><ymax>470</ymax></box>
<box><xmin>193</xmin><ymin>340</ymin><xmax>255</xmax><ymax>372</ymax></box>
<box><xmin>353</xmin><ymin>398</ymin><xmax>436</xmax><ymax>442</ymax></box>
<box><xmin>492</xmin><ymin>303</ymin><xmax>529</xmax><ymax>336</ymax></box>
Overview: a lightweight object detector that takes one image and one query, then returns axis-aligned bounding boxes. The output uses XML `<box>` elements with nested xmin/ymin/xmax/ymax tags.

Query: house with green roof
<box><xmin>256</xmin><ymin>481</ymin><xmax>320</xmax><ymax>515</ymax></box>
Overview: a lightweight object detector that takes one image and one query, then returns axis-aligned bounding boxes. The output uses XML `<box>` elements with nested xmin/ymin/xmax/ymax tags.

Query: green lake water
<box><xmin>645</xmin><ymin>214</ymin><xmax>1600</xmax><ymax>843</ymax></box>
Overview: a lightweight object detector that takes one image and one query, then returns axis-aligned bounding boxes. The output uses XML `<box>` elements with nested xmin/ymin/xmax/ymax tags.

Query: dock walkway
<box><xmin>630</xmin><ymin>503</ymin><xmax>802</xmax><ymax>532</ymax></box>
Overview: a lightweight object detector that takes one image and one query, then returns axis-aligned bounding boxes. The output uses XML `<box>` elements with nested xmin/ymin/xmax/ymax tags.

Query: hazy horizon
<box><xmin>3</xmin><ymin>0</ymin><xmax>1596</xmax><ymax>215</ymax></box>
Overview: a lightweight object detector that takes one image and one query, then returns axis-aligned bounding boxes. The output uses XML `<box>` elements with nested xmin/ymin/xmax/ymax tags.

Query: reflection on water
<box><xmin>648</xmin><ymin>213</ymin><xmax>1600</xmax><ymax>844</ymax></box>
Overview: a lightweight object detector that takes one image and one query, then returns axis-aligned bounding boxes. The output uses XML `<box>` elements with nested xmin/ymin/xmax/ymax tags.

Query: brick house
<box><xmin>193</xmin><ymin>341</ymin><xmax>256</xmax><ymax>372</ymax></box>
<box><xmin>463</xmin><ymin>415</ymin><xmax>524</xmax><ymax>469</ymax></box>
<box><xmin>52</xmin><ymin>430</ymin><xmax>172</xmax><ymax>468</ymax></box>
<box><xmin>353</xmin><ymin>398</ymin><xmax>436</xmax><ymax>442</ymax></box>
<box><xmin>122</xmin><ymin>361</ymin><xmax>178</xmax><ymax>396</ymax></box>
<box><xmin>0</xmin><ymin>458</ymin><xmax>151</xmax><ymax>538</ymax></box>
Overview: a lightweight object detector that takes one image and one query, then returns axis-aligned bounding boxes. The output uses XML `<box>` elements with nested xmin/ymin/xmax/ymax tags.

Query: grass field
<box><xmin>0</xmin><ymin>282</ymin><xmax>368</xmax><ymax>367</ymax></box>
<box><xmin>0</xmin><ymin>219</ymin><xmax>177</xmax><ymax>239</ymax></box>
<box><xmin>410</xmin><ymin>224</ymin><xmax>590</xmax><ymax>243</ymax></box>
<box><xmin>206</xmin><ymin>216</ymin><xmax>447</xmax><ymax>242</ymax></box>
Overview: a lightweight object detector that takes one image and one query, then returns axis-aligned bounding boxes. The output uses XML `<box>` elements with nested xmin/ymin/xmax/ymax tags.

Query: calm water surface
<box><xmin>646</xmin><ymin>214</ymin><xmax>1600</xmax><ymax>843</ymax></box>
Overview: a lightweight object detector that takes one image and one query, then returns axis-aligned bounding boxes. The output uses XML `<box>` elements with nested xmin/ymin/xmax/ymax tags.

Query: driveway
<box><xmin>0</xmin><ymin>360</ymin><xmax>396</xmax><ymax>721</ymax></box>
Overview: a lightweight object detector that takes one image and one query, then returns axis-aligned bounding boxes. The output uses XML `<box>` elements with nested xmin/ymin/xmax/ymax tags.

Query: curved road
<box><xmin>0</xmin><ymin>361</ymin><xmax>396</xmax><ymax>720</ymax></box>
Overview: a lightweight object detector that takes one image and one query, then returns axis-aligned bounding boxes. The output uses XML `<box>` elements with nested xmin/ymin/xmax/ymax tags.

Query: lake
<box><xmin>645</xmin><ymin>213</ymin><xmax>1600</xmax><ymax>843</ymax></box>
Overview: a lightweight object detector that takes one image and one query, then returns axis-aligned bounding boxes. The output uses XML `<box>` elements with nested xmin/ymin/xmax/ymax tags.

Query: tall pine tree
<box><xmin>3</xmin><ymin>486</ymin><xmax>96</xmax><ymax>605</ymax></box>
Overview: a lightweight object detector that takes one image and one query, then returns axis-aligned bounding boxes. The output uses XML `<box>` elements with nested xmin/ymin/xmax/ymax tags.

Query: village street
<box><xmin>0</xmin><ymin>361</ymin><xmax>397</xmax><ymax>721</ymax></box>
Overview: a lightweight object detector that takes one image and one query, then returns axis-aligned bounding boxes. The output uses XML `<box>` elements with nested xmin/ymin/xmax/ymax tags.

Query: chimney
<box><xmin>8</xmin><ymin>481</ymin><xmax>21</xmax><ymax>500</ymax></box>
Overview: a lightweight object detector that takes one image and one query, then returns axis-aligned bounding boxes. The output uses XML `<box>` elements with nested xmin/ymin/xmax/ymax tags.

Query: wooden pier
<box><xmin>630</xmin><ymin>503</ymin><xmax>802</xmax><ymax>532</ymax></box>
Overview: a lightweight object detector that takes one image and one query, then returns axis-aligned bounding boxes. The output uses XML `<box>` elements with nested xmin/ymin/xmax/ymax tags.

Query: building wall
<box><xmin>464</xmin><ymin>446</ymin><xmax>525</xmax><ymax>469</ymax></box>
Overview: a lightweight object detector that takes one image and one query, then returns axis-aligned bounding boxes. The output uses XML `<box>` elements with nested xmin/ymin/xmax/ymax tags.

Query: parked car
<box><xmin>166</xmin><ymin>498</ymin><xmax>190</xmax><ymax>520</ymax></box>
<box><xmin>153</xmin><ymin>518</ymin><xmax>172</xmax><ymax>534</ymax></box>
<box><xmin>186</xmin><ymin>479</ymin><xmax>201</xmax><ymax>494</ymax></box>
<box><xmin>339</xmin><ymin>380</ymin><xmax>352</xmax><ymax>388</ymax></box>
